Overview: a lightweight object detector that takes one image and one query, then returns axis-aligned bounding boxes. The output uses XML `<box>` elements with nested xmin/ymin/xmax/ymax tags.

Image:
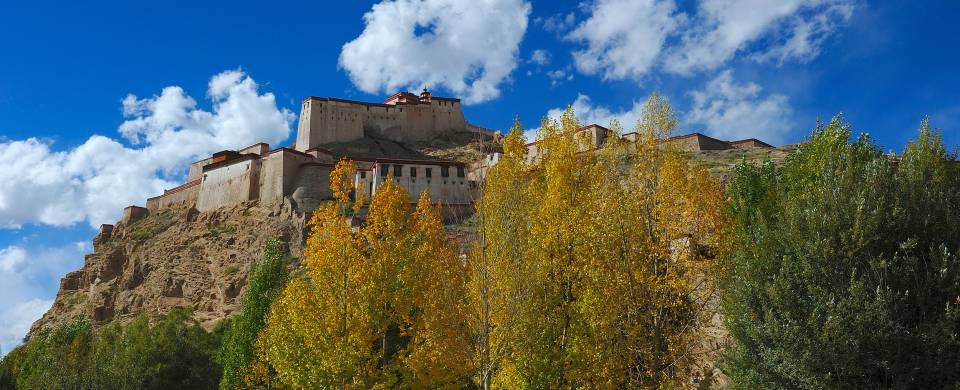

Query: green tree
<box><xmin>0</xmin><ymin>308</ymin><xmax>223</xmax><ymax>389</ymax></box>
<box><xmin>723</xmin><ymin>116</ymin><xmax>960</xmax><ymax>388</ymax></box>
<box><xmin>217</xmin><ymin>239</ymin><xmax>290</xmax><ymax>389</ymax></box>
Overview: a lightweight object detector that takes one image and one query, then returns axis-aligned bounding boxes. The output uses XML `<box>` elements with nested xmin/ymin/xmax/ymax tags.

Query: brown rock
<box><xmin>29</xmin><ymin>203</ymin><xmax>305</xmax><ymax>335</ymax></box>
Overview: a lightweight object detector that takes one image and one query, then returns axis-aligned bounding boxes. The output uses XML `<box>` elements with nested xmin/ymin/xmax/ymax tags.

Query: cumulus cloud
<box><xmin>567</xmin><ymin>0</ymin><xmax>854</xmax><ymax>79</ymax></box>
<box><xmin>339</xmin><ymin>0</ymin><xmax>532</xmax><ymax>104</ymax></box>
<box><xmin>686</xmin><ymin>70</ymin><xmax>794</xmax><ymax>144</ymax></box>
<box><xmin>0</xmin><ymin>70</ymin><xmax>294</xmax><ymax>229</ymax></box>
<box><xmin>0</xmin><ymin>243</ymin><xmax>88</xmax><ymax>355</ymax></box>
<box><xmin>568</xmin><ymin>0</ymin><xmax>680</xmax><ymax>80</ymax></box>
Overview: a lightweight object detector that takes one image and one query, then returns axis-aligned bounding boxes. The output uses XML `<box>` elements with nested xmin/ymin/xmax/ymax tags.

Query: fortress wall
<box><xmin>290</xmin><ymin>163</ymin><xmax>334</xmax><ymax>213</ymax></box>
<box><xmin>239</xmin><ymin>143</ymin><xmax>269</xmax><ymax>156</ymax></box>
<box><xmin>295</xmin><ymin>99</ymin><xmax>367</xmax><ymax>149</ymax></box>
<box><xmin>146</xmin><ymin>197</ymin><xmax>160</xmax><ymax>213</ymax></box>
<box><xmin>359</xmin><ymin>105</ymin><xmax>403</xmax><ymax>140</ymax></box>
<box><xmin>258</xmin><ymin>149</ymin><xmax>316</xmax><ymax>207</ymax></box>
<box><xmin>258</xmin><ymin>152</ymin><xmax>285</xmax><ymax>206</ymax></box>
<box><xmin>188</xmin><ymin>157</ymin><xmax>214</xmax><ymax>181</ymax></box>
<box><xmin>147</xmin><ymin>179</ymin><xmax>201</xmax><ymax>213</ymax></box>
<box><xmin>295</xmin><ymin>96</ymin><xmax>470</xmax><ymax>151</ymax></box>
<box><xmin>661</xmin><ymin>136</ymin><xmax>702</xmax><ymax>151</ymax></box>
<box><xmin>197</xmin><ymin>157</ymin><xmax>261</xmax><ymax>212</ymax></box>
<box><xmin>696</xmin><ymin>135</ymin><xmax>733</xmax><ymax>151</ymax></box>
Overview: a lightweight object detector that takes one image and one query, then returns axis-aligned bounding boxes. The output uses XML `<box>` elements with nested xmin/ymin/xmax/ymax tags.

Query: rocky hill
<box><xmin>30</xmin><ymin>201</ymin><xmax>307</xmax><ymax>336</ymax></box>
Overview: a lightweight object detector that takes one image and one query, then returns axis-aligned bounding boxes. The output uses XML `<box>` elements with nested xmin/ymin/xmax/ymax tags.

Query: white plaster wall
<box><xmin>370</xmin><ymin>162</ymin><xmax>472</xmax><ymax>205</ymax></box>
<box><xmin>197</xmin><ymin>159</ymin><xmax>261</xmax><ymax>212</ymax></box>
<box><xmin>258</xmin><ymin>153</ymin><xmax>285</xmax><ymax>206</ymax></box>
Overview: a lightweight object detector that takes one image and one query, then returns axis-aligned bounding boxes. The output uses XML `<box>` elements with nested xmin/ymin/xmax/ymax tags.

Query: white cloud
<box><xmin>0</xmin><ymin>70</ymin><xmax>294</xmax><ymax>229</ymax></box>
<box><xmin>529</xmin><ymin>49</ymin><xmax>551</xmax><ymax>66</ymax></box>
<box><xmin>339</xmin><ymin>0</ymin><xmax>532</xmax><ymax>104</ymax></box>
<box><xmin>546</xmin><ymin>68</ymin><xmax>574</xmax><ymax>86</ymax></box>
<box><xmin>751</xmin><ymin>2</ymin><xmax>854</xmax><ymax>65</ymax></box>
<box><xmin>1</xmin><ymin>299</ymin><xmax>53</xmax><ymax>356</ymax></box>
<box><xmin>0</xmin><ymin>243</ymin><xmax>87</xmax><ymax>355</ymax></box>
<box><xmin>0</xmin><ymin>245</ymin><xmax>26</xmax><ymax>272</ymax></box>
<box><xmin>535</xmin><ymin>12</ymin><xmax>576</xmax><ymax>33</ymax></box>
<box><xmin>567</xmin><ymin>0</ymin><xmax>854</xmax><ymax>79</ymax></box>
<box><xmin>568</xmin><ymin>0</ymin><xmax>680</xmax><ymax>80</ymax></box>
<box><xmin>686</xmin><ymin>70</ymin><xmax>794</xmax><ymax>144</ymax></box>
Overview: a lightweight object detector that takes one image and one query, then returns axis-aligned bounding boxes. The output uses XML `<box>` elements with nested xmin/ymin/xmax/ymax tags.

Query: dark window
<box><xmin>441</xmin><ymin>166</ymin><xmax>450</xmax><ymax>177</ymax></box>
<box><xmin>457</xmin><ymin>166</ymin><xmax>465</xmax><ymax>178</ymax></box>
<box><xmin>425</xmin><ymin>168</ymin><xmax>432</xmax><ymax>178</ymax></box>
<box><xmin>410</xmin><ymin>167</ymin><xmax>417</xmax><ymax>177</ymax></box>
<box><xmin>394</xmin><ymin>164</ymin><xmax>403</xmax><ymax>177</ymax></box>
<box><xmin>380</xmin><ymin>164</ymin><xmax>389</xmax><ymax>176</ymax></box>
<box><xmin>360</xmin><ymin>171</ymin><xmax>366</xmax><ymax>179</ymax></box>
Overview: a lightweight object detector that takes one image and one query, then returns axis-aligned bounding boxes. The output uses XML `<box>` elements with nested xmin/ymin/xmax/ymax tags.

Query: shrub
<box><xmin>722</xmin><ymin>116</ymin><xmax>960</xmax><ymax>388</ymax></box>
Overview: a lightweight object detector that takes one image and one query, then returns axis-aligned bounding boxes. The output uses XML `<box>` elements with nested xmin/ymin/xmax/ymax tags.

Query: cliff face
<box><xmin>30</xmin><ymin>201</ymin><xmax>307</xmax><ymax>336</ymax></box>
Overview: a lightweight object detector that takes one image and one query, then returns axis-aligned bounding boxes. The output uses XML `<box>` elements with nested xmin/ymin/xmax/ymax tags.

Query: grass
<box><xmin>209</xmin><ymin>224</ymin><xmax>237</xmax><ymax>239</ymax></box>
<box><xmin>129</xmin><ymin>211</ymin><xmax>176</xmax><ymax>241</ymax></box>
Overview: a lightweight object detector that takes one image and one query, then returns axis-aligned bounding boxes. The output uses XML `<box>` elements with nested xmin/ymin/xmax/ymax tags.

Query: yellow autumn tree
<box><xmin>357</xmin><ymin>173</ymin><xmax>414</xmax><ymax>387</ymax></box>
<box><xmin>468</xmin><ymin>118</ymin><xmax>537</xmax><ymax>389</ymax></box>
<box><xmin>257</xmin><ymin>159</ymin><xmax>373</xmax><ymax>389</ymax></box>
<box><xmin>399</xmin><ymin>192</ymin><xmax>473</xmax><ymax>387</ymax></box>
<box><xmin>259</xmin><ymin>159</ymin><xmax>473</xmax><ymax>389</ymax></box>
<box><xmin>573</xmin><ymin>93</ymin><xmax>727</xmax><ymax>387</ymax></box>
<box><xmin>470</xmin><ymin>93</ymin><xmax>727</xmax><ymax>388</ymax></box>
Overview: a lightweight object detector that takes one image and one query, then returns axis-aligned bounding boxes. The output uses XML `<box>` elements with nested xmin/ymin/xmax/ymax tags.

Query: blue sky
<box><xmin>1</xmin><ymin>0</ymin><xmax>958</xmax><ymax>353</ymax></box>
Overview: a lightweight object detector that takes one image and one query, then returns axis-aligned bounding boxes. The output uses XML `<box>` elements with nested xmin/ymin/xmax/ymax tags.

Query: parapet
<box><xmin>121</xmin><ymin>206</ymin><xmax>149</xmax><ymax>225</ymax></box>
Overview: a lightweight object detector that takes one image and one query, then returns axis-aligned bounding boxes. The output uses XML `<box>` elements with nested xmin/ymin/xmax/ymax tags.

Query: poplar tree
<box><xmin>259</xmin><ymin>160</ymin><xmax>472</xmax><ymax>388</ymax></box>
<box><xmin>468</xmin><ymin>119</ymin><xmax>536</xmax><ymax>389</ymax></box>
<box><xmin>400</xmin><ymin>193</ymin><xmax>473</xmax><ymax>387</ymax></box>
<box><xmin>470</xmin><ymin>94</ymin><xmax>727</xmax><ymax>388</ymax></box>
<box><xmin>258</xmin><ymin>160</ymin><xmax>372</xmax><ymax>388</ymax></box>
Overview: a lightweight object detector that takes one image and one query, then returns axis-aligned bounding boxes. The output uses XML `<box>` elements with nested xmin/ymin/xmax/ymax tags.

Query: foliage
<box><xmin>469</xmin><ymin>94</ymin><xmax>728</xmax><ymax>388</ymax></box>
<box><xmin>722</xmin><ymin>116</ymin><xmax>960</xmax><ymax>388</ymax></box>
<box><xmin>217</xmin><ymin>239</ymin><xmax>290</xmax><ymax>389</ymax></box>
<box><xmin>0</xmin><ymin>308</ymin><xmax>223</xmax><ymax>389</ymax></box>
<box><xmin>258</xmin><ymin>159</ymin><xmax>471</xmax><ymax>388</ymax></box>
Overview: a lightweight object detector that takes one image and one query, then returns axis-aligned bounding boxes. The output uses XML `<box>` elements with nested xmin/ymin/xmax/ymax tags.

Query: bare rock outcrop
<box><xmin>30</xmin><ymin>202</ymin><xmax>306</xmax><ymax>335</ymax></box>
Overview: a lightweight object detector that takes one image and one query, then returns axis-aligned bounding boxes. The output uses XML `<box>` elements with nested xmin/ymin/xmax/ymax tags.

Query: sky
<box><xmin>1</xmin><ymin>0</ymin><xmax>958</xmax><ymax>354</ymax></box>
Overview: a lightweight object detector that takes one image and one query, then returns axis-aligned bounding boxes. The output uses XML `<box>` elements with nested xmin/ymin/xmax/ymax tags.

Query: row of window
<box><xmin>379</xmin><ymin>164</ymin><xmax>464</xmax><ymax>178</ymax></box>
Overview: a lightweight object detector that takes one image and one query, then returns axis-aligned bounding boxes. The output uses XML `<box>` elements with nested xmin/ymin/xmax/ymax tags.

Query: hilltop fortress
<box><xmin>110</xmin><ymin>90</ymin><xmax>773</xmax><ymax>232</ymax></box>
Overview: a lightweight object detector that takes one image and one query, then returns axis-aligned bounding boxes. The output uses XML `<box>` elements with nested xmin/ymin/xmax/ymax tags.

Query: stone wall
<box><xmin>294</xmin><ymin>96</ymin><xmax>468</xmax><ymax>151</ymax></box>
<box><xmin>257</xmin><ymin>148</ymin><xmax>316</xmax><ymax>207</ymax></box>
<box><xmin>662</xmin><ymin>133</ymin><xmax>732</xmax><ymax>152</ymax></box>
<box><xmin>290</xmin><ymin>163</ymin><xmax>334</xmax><ymax>212</ymax></box>
<box><xmin>146</xmin><ymin>179</ymin><xmax>201</xmax><ymax>213</ymax></box>
<box><xmin>188</xmin><ymin>157</ymin><xmax>214</xmax><ymax>181</ymax></box>
<box><xmin>197</xmin><ymin>156</ymin><xmax>261</xmax><ymax>212</ymax></box>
